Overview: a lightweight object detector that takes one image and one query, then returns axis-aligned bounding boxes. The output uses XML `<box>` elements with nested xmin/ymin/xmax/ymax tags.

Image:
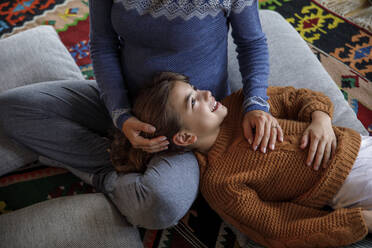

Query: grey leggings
<box><xmin>0</xmin><ymin>79</ymin><xmax>199</xmax><ymax>229</ymax></box>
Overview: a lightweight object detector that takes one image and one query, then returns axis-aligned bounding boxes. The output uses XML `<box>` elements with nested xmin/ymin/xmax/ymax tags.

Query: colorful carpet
<box><xmin>0</xmin><ymin>0</ymin><xmax>371</xmax><ymax>247</ymax></box>
<box><xmin>312</xmin><ymin>0</ymin><xmax>372</xmax><ymax>33</ymax></box>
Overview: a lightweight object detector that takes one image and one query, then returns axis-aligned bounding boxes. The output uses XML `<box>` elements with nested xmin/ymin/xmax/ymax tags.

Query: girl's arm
<box><xmin>268</xmin><ymin>86</ymin><xmax>334</xmax><ymax>122</ymax></box>
<box><xmin>268</xmin><ymin>86</ymin><xmax>336</xmax><ymax>170</ymax></box>
<box><xmin>212</xmin><ymin>184</ymin><xmax>367</xmax><ymax>248</ymax></box>
<box><xmin>300</xmin><ymin>111</ymin><xmax>337</xmax><ymax>170</ymax></box>
<box><xmin>89</xmin><ymin>0</ymin><xmax>131</xmax><ymax>129</ymax></box>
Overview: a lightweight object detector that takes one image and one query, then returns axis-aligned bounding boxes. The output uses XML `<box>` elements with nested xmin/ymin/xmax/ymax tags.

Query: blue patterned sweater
<box><xmin>89</xmin><ymin>0</ymin><xmax>270</xmax><ymax>129</ymax></box>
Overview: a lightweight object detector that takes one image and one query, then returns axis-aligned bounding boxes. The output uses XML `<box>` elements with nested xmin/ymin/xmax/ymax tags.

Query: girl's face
<box><xmin>168</xmin><ymin>81</ymin><xmax>228</xmax><ymax>138</ymax></box>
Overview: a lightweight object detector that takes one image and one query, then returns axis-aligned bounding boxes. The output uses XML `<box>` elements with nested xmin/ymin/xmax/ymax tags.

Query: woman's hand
<box><xmin>242</xmin><ymin>110</ymin><xmax>284</xmax><ymax>153</ymax></box>
<box><xmin>362</xmin><ymin>210</ymin><xmax>372</xmax><ymax>233</ymax></box>
<box><xmin>300</xmin><ymin>111</ymin><xmax>337</xmax><ymax>170</ymax></box>
<box><xmin>121</xmin><ymin>117</ymin><xmax>169</xmax><ymax>153</ymax></box>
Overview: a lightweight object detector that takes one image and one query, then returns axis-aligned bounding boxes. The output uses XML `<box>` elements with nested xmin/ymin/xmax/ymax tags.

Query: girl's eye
<box><xmin>191</xmin><ymin>98</ymin><xmax>196</xmax><ymax>108</ymax></box>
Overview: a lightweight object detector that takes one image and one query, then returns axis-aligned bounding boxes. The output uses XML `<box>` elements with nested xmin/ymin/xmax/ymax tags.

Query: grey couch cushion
<box><xmin>0</xmin><ymin>25</ymin><xmax>85</xmax><ymax>176</ymax></box>
<box><xmin>0</xmin><ymin>193</ymin><xmax>143</xmax><ymax>248</ymax></box>
<box><xmin>228</xmin><ymin>10</ymin><xmax>368</xmax><ymax>135</ymax></box>
<box><xmin>0</xmin><ymin>25</ymin><xmax>84</xmax><ymax>93</ymax></box>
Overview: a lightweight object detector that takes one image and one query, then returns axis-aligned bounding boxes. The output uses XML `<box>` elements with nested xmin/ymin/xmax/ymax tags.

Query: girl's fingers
<box><xmin>306</xmin><ymin>136</ymin><xmax>319</xmax><ymax>167</ymax></box>
<box><xmin>331</xmin><ymin>139</ymin><xmax>337</xmax><ymax>158</ymax></box>
<box><xmin>300</xmin><ymin>132</ymin><xmax>309</xmax><ymax>149</ymax></box>
<box><xmin>313</xmin><ymin>141</ymin><xmax>326</xmax><ymax>171</ymax></box>
<box><xmin>322</xmin><ymin>143</ymin><xmax>332</xmax><ymax>168</ymax></box>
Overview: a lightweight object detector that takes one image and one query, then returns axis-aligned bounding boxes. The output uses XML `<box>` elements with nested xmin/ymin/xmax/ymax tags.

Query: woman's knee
<box><xmin>143</xmin><ymin>153</ymin><xmax>199</xmax><ymax>228</ymax></box>
<box><xmin>109</xmin><ymin>152</ymin><xmax>199</xmax><ymax>229</ymax></box>
<box><xmin>0</xmin><ymin>87</ymin><xmax>45</xmax><ymax>138</ymax></box>
<box><xmin>0</xmin><ymin>90</ymin><xmax>24</xmax><ymax>136</ymax></box>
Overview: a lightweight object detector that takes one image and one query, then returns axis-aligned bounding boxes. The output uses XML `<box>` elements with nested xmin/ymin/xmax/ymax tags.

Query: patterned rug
<box><xmin>0</xmin><ymin>0</ymin><xmax>371</xmax><ymax>248</ymax></box>
<box><xmin>312</xmin><ymin>0</ymin><xmax>372</xmax><ymax>33</ymax></box>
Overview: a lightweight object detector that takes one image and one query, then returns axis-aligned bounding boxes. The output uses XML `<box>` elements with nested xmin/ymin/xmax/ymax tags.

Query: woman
<box><xmin>89</xmin><ymin>0</ymin><xmax>280</xmax><ymax>228</ymax></box>
<box><xmin>111</xmin><ymin>71</ymin><xmax>372</xmax><ymax>248</ymax></box>
<box><xmin>0</xmin><ymin>0</ymin><xmax>279</xmax><ymax>229</ymax></box>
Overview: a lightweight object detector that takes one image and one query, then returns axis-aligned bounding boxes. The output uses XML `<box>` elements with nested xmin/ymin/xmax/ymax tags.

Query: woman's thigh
<box><xmin>329</xmin><ymin>135</ymin><xmax>372</xmax><ymax>210</ymax></box>
<box><xmin>0</xmin><ymin>81</ymin><xmax>200</xmax><ymax>228</ymax></box>
<box><xmin>0</xmin><ymin>80</ymin><xmax>113</xmax><ymax>172</ymax></box>
<box><xmin>107</xmin><ymin>151</ymin><xmax>200</xmax><ymax>229</ymax></box>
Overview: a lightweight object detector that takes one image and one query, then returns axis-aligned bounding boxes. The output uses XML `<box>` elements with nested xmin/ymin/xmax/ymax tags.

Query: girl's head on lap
<box><xmin>111</xmin><ymin>71</ymin><xmax>227</xmax><ymax>173</ymax></box>
<box><xmin>110</xmin><ymin>72</ymin><xmax>190</xmax><ymax>173</ymax></box>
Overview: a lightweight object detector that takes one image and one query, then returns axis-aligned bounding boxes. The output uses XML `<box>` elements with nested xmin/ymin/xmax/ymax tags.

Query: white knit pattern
<box><xmin>243</xmin><ymin>95</ymin><xmax>270</xmax><ymax>111</ymax></box>
<box><xmin>112</xmin><ymin>108</ymin><xmax>131</xmax><ymax>128</ymax></box>
<box><xmin>114</xmin><ymin>0</ymin><xmax>254</xmax><ymax>20</ymax></box>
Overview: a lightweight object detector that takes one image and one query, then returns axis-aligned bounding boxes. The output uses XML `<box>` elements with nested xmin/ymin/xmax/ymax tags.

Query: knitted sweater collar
<box><xmin>114</xmin><ymin>0</ymin><xmax>255</xmax><ymax>20</ymax></box>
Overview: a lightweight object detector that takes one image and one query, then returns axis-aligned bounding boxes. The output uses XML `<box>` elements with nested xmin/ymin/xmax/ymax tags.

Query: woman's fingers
<box><xmin>252</xmin><ymin>121</ymin><xmax>264</xmax><ymax>151</ymax></box>
<box><xmin>259</xmin><ymin>121</ymin><xmax>271</xmax><ymax>153</ymax></box>
<box><xmin>268</xmin><ymin>125</ymin><xmax>277</xmax><ymax>150</ymax></box>
<box><xmin>242</xmin><ymin>119</ymin><xmax>254</xmax><ymax>145</ymax></box>
<box><xmin>132</xmin><ymin>136</ymin><xmax>169</xmax><ymax>149</ymax></box>
<box><xmin>277</xmin><ymin>125</ymin><xmax>284</xmax><ymax>143</ymax></box>
<box><xmin>142</xmin><ymin>145</ymin><xmax>169</xmax><ymax>153</ymax></box>
<box><xmin>243</xmin><ymin>111</ymin><xmax>283</xmax><ymax>153</ymax></box>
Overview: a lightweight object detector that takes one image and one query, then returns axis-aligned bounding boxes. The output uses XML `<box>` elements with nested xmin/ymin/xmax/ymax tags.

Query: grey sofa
<box><xmin>0</xmin><ymin>10</ymin><xmax>368</xmax><ymax>248</ymax></box>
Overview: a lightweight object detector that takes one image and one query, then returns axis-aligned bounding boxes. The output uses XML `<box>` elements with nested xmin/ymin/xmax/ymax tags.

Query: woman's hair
<box><xmin>109</xmin><ymin>72</ymin><xmax>190</xmax><ymax>173</ymax></box>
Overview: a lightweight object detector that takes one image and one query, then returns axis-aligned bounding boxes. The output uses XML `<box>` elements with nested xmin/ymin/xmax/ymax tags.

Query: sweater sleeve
<box><xmin>228</xmin><ymin>0</ymin><xmax>270</xmax><ymax>114</ymax></box>
<box><xmin>215</xmin><ymin>184</ymin><xmax>367</xmax><ymax>248</ymax></box>
<box><xmin>267</xmin><ymin>86</ymin><xmax>334</xmax><ymax>122</ymax></box>
<box><xmin>89</xmin><ymin>0</ymin><xmax>132</xmax><ymax>129</ymax></box>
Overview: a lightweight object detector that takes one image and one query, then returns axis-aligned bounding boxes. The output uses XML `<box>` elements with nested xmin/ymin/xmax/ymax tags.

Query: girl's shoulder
<box><xmin>222</xmin><ymin>89</ymin><xmax>244</xmax><ymax>107</ymax></box>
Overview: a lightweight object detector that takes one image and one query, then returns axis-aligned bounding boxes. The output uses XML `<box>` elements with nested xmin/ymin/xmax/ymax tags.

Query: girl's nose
<box><xmin>202</xmin><ymin>90</ymin><xmax>211</xmax><ymax>99</ymax></box>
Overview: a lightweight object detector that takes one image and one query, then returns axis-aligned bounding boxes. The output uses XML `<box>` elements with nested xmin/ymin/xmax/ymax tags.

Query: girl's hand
<box><xmin>362</xmin><ymin>210</ymin><xmax>372</xmax><ymax>233</ymax></box>
<box><xmin>243</xmin><ymin>110</ymin><xmax>284</xmax><ymax>153</ymax></box>
<box><xmin>121</xmin><ymin>117</ymin><xmax>169</xmax><ymax>153</ymax></box>
<box><xmin>300</xmin><ymin>111</ymin><xmax>336</xmax><ymax>170</ymax></box>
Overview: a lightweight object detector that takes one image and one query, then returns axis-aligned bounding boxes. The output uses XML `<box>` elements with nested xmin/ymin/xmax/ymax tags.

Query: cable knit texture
<box><xmin>195</xmin><ymin>86</ymin><xmax>367</xmax><ymax>248</ymax></box>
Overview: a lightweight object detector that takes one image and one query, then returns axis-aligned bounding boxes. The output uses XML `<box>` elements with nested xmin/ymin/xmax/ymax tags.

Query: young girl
<box><xmin>110</xmin><ymin>72</ymin><xmax>372</xmax><ymax>248</ymax></box>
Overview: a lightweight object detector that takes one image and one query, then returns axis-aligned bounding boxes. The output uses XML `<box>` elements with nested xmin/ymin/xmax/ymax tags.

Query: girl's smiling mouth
<box><xmin>212</xmin><ymin>100</ymin><xmax>220</xmax><ymax>112</ymax></box>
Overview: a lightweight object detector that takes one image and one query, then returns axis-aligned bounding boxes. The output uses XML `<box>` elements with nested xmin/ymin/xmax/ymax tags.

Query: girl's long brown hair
<box><xmin>109</xmin><ymin>72</ymin><xmax>190</xmax><ymax>173</ymax></box>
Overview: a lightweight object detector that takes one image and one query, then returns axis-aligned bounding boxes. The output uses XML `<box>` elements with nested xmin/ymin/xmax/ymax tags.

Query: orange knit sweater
<box><xmin>195</xmin><ymin>86</ymin><xmax>367</xmax><ymax>248</ymax></box>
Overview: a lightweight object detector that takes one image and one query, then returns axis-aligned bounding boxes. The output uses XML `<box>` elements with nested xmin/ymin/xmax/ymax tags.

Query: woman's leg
<box><xmin>0</xmin><ymin>80</ymin><xmax>199</xmax><ymax>228</ymax></box>
<box><xmin>106</xmin><ymin>152</ymin><xmax>199</xmax><ymax>229</ymax></box>
<box><xmin>0</xmin><ymin>80</ymin><xmax>113</xmax><ymax>180</ymax></box>
<box><xmin>329</xmin><ymin>135</ymin><xmax>372</xmax><ymax>210</ymax></box>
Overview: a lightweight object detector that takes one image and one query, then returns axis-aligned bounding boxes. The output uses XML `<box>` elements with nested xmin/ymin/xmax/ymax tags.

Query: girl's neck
<box><xmin>193</xmin><ymin>127</ymin><xmax>221</xmax><ymax>155</ymax></box>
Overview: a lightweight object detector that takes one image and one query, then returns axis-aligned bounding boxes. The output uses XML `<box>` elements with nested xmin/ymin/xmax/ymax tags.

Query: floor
<box><xmin>316</xmin><ymin>0</ymin><xmax>372</xmax><ymax>32</ymax></box>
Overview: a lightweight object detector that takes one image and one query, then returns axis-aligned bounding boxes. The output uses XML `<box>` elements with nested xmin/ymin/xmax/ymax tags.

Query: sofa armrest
<box><xmin>0</xmin><ymin>193</ymin><xmax>143</xmax><ymax>248</ymax></box>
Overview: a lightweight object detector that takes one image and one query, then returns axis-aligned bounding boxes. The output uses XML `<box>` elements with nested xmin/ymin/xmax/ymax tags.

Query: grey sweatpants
<box><xmin>0</xmin><ymin>79</ymin><xmax>199</xmax><ymax>229</ymax></box>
